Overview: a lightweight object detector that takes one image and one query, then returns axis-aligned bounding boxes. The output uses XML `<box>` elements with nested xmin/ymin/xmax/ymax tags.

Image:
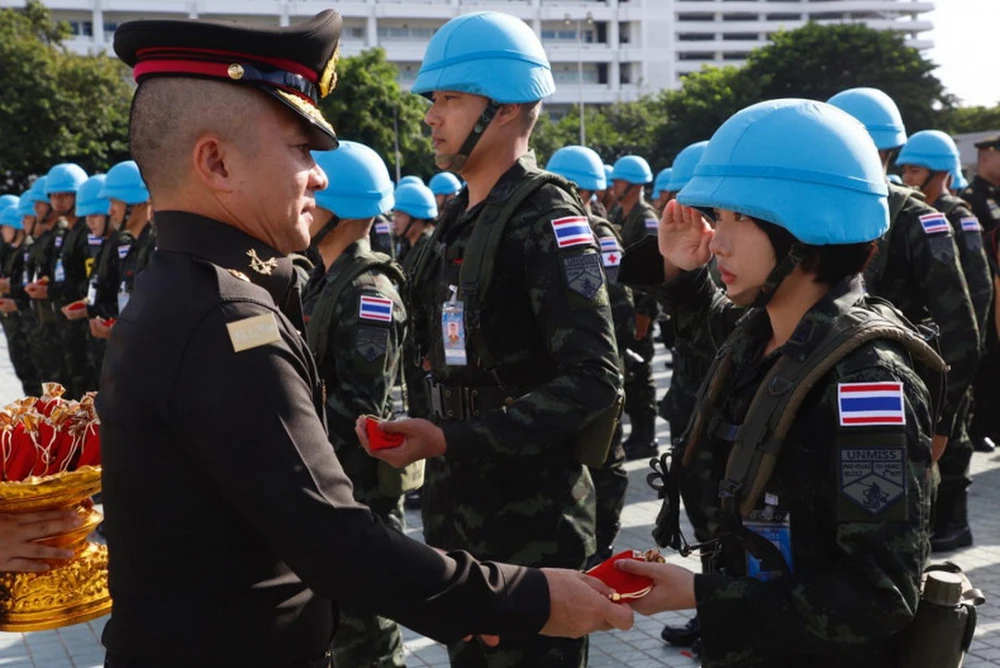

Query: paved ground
<box><xmin>0</xmin><ymin>336</ymin><xmax>997</xmax><ymax>666</ymax></box>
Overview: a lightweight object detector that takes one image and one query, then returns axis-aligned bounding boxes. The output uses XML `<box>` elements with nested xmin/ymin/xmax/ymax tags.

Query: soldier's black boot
<box><xmin>661</xmin><ymin>615</ymin><xmax>700</xmax><ymax>647</ymax></box>
<box><xmin>623</xmin><ymin>416</ymin><xmax>658</xmax><ymax>461</ymax></box>
<box><xmin>931</xmin><ymin>492</ymin><xmax>973</xmax><ymax>553</ymax></box>
<box><xmin>973</xmin><ymin>435</ymin><xmax>996</xmax><ymax>453</ymax></box>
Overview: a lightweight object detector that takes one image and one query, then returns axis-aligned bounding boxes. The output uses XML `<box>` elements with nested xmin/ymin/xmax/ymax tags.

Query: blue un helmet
<box><xmin>429</xmin><ymin>172</ymin><xmax>463</xmax><ymax>197</ymax></box>
<box><xmin>896</xmin><ymin>130</ymin><xmax>961</xmax><ymax>173</ymax></box>
<box><xmin>826</xmin><ymin>87</ymin><xmax>906</xmax><ymax>151</ymax></box>
<box><xmin>394</xmin><ymin>182</ymin><xmax>438</xmax><ymax>220</ymax></box>
<box><xmin>44</xmin><ymin>163</ymin><xmax>88</xmax><ymax>194</ymax></box>
<box><xmin>652</xmin><ymin>168</ymin><xmax>673</xmax><ymax>199</ymax></box>
<box><xmin>610</xmin><ymin>155</ymin><xmax>653</xmax><ymax>185</ymax></box>
<box><xmin>412</xmin><ymin>12</ymin><xmax>555</xmax><ymax>171</ymax></box>
<box><xmin>665</xmin><ymin>141</ymin><xmax>709</xmax><ymax>192</ymax></box>
<box><xmin>0</xmin><ymin>195</ymin><xmax>18</xmax><ymax>213</ymax></box>
<box><xmin>603</xmin><ymin>164</ymin><xmax>613</xmax><ymax>186</ymax></box>
<box><xmin>312</xmin><ymin>141</ymin><xmax>395</xmax><ymax>219</ymax></box>
<box><xmin>546</xmin><ymin>146</ymin><xmax>607</xmax><ymax>191</ymax></box>
<box><xmin>952</xmin><ymin>162</ymin><xmax>969</xmax><ymax>191</ymax></box>
<box><xmin>101</xmin><ymin>161</ymin><xmax>150</xmax><ymax>205</ymax></box>
<box><xmin>16</xmin><ymin>187</ymin><xmax>37</xmax><ymax>219</ymax></box>
<box><xmin>398</xmin><ymin>175</ymin><xmax>425</xmax><ymax>187</ymax></box>
<box><xmin>679</xmin><ymin>98</ymin><xmax>888</xmax><ymax>245</ymax></box>
<box><xmin>75</xmin><ymin>175</ymin><xmax>112</xmax><ymax>217</ymax></box>
<box><xmin>0</xmin><ymin>199</ymin><xmax>21</xmax><ymax>229</ymax></box>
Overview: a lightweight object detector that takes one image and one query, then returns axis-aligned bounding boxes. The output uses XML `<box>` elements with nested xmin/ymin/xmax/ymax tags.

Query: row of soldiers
<box><xmin>0</xmin><ymin>161</ymin><xmax>154</xmax><ymax>401</ymax></box>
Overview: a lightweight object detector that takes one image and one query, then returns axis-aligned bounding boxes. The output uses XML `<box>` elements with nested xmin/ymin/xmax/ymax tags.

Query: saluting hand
<box><xmin>539</xmin><ymin>568</ymin><xmax>634</xmax><ymax>638</ymax></box>
<box><xmin>355</xmin><ymin>417</ymin><xmax>446</xmax><ymax>467</ymax></box>
<box><xmin>659</xmin><ymin>200</ymin><xmax>714</xmax><ymax>280</ymax></box>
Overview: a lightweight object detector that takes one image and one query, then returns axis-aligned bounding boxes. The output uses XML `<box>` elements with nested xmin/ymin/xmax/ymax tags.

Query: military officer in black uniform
<box><xmin>98</xmin><ymin>13</ymin><xmax>631</xmax><ymax>668</ymax></box>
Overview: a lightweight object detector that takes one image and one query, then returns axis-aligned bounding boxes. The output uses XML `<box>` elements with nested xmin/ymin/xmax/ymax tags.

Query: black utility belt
<box><xmin>424</xmin><ymin>377</ymin><xmax>521</xmax><ymax>421</ymax></box>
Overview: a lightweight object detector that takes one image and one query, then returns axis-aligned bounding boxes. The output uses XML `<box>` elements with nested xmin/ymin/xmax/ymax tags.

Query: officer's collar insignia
<box><xmin>227</xmin><ymin>269</ymin><xmax>251</xmax><ymax>282</ymax></box>
<box><xmin>246</xmin><ymin>249</ymin><xmax>278</xmax><ymax>276</ymax></box>
<box><xmin>317</xmin><ymin>43</ymin><xmax>339</xmax><ymax>98</ymax></box>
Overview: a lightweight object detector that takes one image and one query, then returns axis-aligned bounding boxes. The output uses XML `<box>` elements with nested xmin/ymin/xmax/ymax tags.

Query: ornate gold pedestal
<box><xmin>0</xmin><ymin>466</ymin><xmax>111</xmax><ymax>631</ymax></box>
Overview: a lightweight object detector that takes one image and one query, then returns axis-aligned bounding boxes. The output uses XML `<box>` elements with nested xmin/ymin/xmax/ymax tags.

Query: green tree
<box><xmin>319</xmin><ymin>48</ymin><xmax>434</xmax><ymax>180</ymax></box>
<box><xmin>939</xmin><ymin>104</ymin><xmax>1000</xmax><ymax>135</ymax></box>
<box><xmin>0</xmin><ymin>0</ymin><xmax>132</xmax><ymax>192</ymax></box>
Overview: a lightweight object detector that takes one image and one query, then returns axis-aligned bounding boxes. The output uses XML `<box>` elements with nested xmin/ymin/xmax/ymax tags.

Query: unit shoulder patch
<box><xmin>356</xmin><ymin>326</ymin><xmax>389</xmax><ymax>362</ymax></box>
<box><xmin>599</xmin><ymin>237</ymin><xmax>622</xmax><ymax>268</ymax></box>
<box><xmin>838</xmin><ymin>382</ymin><xmax>905</xmax><ymax>427</ymax></box>
<box><xmin>227</xmin><ymin>313</ymin><xmax>281</xmax><ymax>353</ymax></box>
<box><xmin>550</xmin><ymin>216</ymin><xmax>593</xmax><ymax>250</ymax></box>
<box><xmin>562</xmin><ymin>253</ymin><xmax>604</xmax><ymax>300</ymax></box>
<box><xmin>838</xmin><ymin>444</ymin><xmax>907</xmax><ymax>520</ymax></box>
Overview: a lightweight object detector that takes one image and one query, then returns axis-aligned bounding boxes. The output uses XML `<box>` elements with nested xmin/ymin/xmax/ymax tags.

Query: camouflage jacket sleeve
<box><xmin>324</xmin><ymin>275</ymin><xmax>406</xmax><ymax>451</ymax></box>
<box><xmin>943</xmin><ymin>199</ymin><xmax>994</xmax><ymax>348</ymax></box>
<box><xmin>695</xmin><ymin>351</ymin><xmax>932</xmax><ymax>664</ymax></box>
<box><xmin>897</xmin><ymin>201</ymin><xmax>979</xmax><ymax>436</ymax></box>
<box><xmin>439</xmin><ymin>200</ymin><xmax>622</xmax><ymax>460</ymax></box>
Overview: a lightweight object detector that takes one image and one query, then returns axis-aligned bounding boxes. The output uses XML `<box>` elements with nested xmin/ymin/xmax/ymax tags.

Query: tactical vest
<box><xmin>406</xmin><ymin>170</ymin><xmax>622</xmax><ymax>467</ymax></box>
<box><xmin>305</xmin><ymin>252</ymin><xmax>405</xmax><ymax>373</ymax></box>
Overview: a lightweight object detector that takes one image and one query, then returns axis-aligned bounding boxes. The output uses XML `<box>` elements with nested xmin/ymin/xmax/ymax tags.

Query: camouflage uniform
<box><xmin>587</xmin><ymin>215</ymin><xmax>631</xmax><ymax>563</ymax></box>
<box><xmin>302</xmin><ymin>237</ymin><xmax>407</xmax><ymax>668</ymax></box>
<box><xmin>613</xmin><ymin>200</ymin><xmax>661</xmax><ymax>451</ymax></box>
<box><xmin>635</xmin><ymin>261</ymin><xmax>933</xmax><ymax>666</ymax></box>
<box><xmin>86</xmin><ymin>230</ymin><xmax>123</xmax><ymax>383</ymax></box>
<box><xmin>0</xmin><ymin>239</ymin><xmax>41</xmax><ymax>396</ymax></box>
<box><xmin>408</xmin><ymin>154</ymin><xmax>621</xmax><ymax>667</ymax></box>
<box><xmin>369</xmin><ymin>214</ymin><xmax>396</xmax><ymax>260</ymax></box>
<box><xmin>26</xmin><ymin>219</ymin><xmax>69</xmax><ymax>388</ymax></box>
<box><xmin>48</xmin><ymin>217</ymin><xmax>91</xmax><ymax>398</ymax></box>
<box><xmin>116</xmin><ymin>223</ymin><xmax>156</xmax><ymax>315</ymax></box>
<box><xmin>864</xmin><ymin>184</ymin><xmax>980</xmax><ymax>535</ymax></box>
<box><xmin>961</xmin><ymin>175</ymin><xmax>1000</xmax><ymax>447</ymax></box>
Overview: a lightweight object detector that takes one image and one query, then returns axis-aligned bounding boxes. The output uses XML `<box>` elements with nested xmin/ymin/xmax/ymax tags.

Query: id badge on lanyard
<box><xmin>117</xmin><ymin>280</ymin><xmax>130</xmax><ymax>313</ymax></box>
<box><xmin>54</xmin><ymin>258</ymin><xmax>65</xmax><ymax>283</ymax></box>
<box><xmin>86</xmin><ymin>280</ymin><xmax>97</xmax><ymax>305</ymax></box>
<box><xmin>441</xmin><ymin>285</ymin><xmax>467</xmax><ymax>366</ymax></box>
<box><xmin>744</xmin><ymin>500</ymin><xmax>794</xmax><ymax>582</ymax></box>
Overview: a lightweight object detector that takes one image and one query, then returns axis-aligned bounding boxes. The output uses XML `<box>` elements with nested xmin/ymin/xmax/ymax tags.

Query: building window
<box><xmin>678</xmin><ymin>52</ymin><xmax>715</xmax><ymax>60</ymax></box>
<box><xmin>67</xmin><ymin>20</ymin><xmax>93</xmax><ymax>37</ymax></box>
<box><xmin>723</xmin><ymin>13</ymin><xmax>758</xmax><ymax>21</ymax></box>
<box><xmin>723</xmin><ymin>32</ymin><xmax>758</xmax><ymax>40</ymax></box>
<box><xmin>679</xmin><ymin>32</ymin><xmax>716</xmax><ymax>41</ymax></box>
<box><xmin>377</xmin><ymin>25</ymin><xmax>437</xmax><ymax>40</ymax></box>
<box><xmin>766</xmin><ymin>13</ymin><xmax>801</xmax><ymax>20</ymax></box>
<box><xmin>103</xmin><ymin>22</ymin><xmax>119</xmax><ymax>34</ymax></box>
<box><xmin>677</xmin><ymin>13</ymin><xmax>714</xmax><ymax>22</ymax></box>
<box><xmin>723</xmin><ymin>52</ymin><xmax>750</xmax><ymax>60</ymax></box>
<box><xmin>343</xmin><ymin>26</ymin><xmax>364</xmax><ymax>39</ymax></box>
<box><xmin>541</xmin><ymin>28</ymin><xmax>596</xmax><ymax>43</ymax></box>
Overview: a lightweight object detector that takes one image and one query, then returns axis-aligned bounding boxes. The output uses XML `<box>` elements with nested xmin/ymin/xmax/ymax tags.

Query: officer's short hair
<box><xmin>129</xmin><ymin>78</ymin><xmax>267</xmax><ymax>194</ymax></box>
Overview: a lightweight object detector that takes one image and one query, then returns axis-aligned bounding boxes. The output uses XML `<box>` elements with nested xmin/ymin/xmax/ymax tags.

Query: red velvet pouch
<box><xmin>75</xmin><ymin>420</ymin><xmax>101</xmax><ymax>468</ymax></box>
<box><xmin>5</xmin><ymin>421</ymin><xmax>38</xmax><ymax>481</ymax></box>
<box><xmin>364</xmin><ymin>416</ymin><xmax>404</xmax><ymax>451</ymax></box>
<box><xmin>585</xmin><ymin>550</ymin><xmax>663</xmax><ymax>601</ymax></box>
<box><xmin>35</xmin><ymin>383</ymin><xmax>66</xmax><ymax>417</ymax></box>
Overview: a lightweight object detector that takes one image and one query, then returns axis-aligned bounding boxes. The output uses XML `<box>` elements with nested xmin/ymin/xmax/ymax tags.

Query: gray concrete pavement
<box><xmin>0</xmin><ymin>337</ymin><xmax>996</xmax><ymax>667</ymax></box>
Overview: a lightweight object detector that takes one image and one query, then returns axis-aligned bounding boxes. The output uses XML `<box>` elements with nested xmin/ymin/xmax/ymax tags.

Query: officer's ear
<box><xmin>191</xmin><ymin>132</ymin><xmax>238</xmax><ymax>195</ymax></box>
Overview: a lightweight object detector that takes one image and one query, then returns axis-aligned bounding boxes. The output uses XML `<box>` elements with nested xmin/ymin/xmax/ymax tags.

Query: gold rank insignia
<box><xmin>318</xmin><ymin>43</ymin><xmax>340</xmax><ymax>98</ymax></box>
<box><xmin>227</xmin><ymin>269</ymin><xmax>251</xmax><ymax>282</ymax></box>
<box><xmin>246</xmin><ymin>249</ymin><xmax>279</xmax><ymax>276</ymax></box>
<box><xmin>227</xmin><ymin>313</ymin><xmax>281</xmax><ymax>352</ymax></box>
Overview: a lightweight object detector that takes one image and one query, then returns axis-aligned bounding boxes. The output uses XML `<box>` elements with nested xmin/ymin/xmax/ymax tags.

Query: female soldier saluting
<box><xmin>616</xmin><ymin>98</ymin><xmax>941</xmax><ymax>666</ymax></box>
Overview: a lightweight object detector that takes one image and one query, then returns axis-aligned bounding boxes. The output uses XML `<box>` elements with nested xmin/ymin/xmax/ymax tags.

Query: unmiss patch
<box><xmin>356</xmin><ymin>326</ymin><xmax>389</xmax><ymax>362</ymax></box>
<box><xmin>562</xmin><ymin>253</ymin><xmax>604</xmax><ymax>300</ymax></box>
<box><xmin>838</xmin><ymin>445</ymin><xmax>907</xmax><ymax>521</ymax></box>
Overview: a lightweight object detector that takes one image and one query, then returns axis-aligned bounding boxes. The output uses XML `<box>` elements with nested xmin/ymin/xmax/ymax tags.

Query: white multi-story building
<box><xmin>2</xmin><ymin>0</ymin><xmax>934</xmax><ymax>111</ymax></box>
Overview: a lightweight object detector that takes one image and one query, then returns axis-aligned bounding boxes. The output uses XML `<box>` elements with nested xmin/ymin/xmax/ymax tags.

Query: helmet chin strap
<box><xmin>311</xmin><ymin>214</ymin><xmax>340</xmax><ymax>246</ymax></box>
<box><xmin>747</xmin><ymin>243</ymin><xmax>808</xmax><ymax>309</ymax></box>
<box><xmin>437</xmin><ymin>100</ymin><xmax>501</xmax><ymax>173</ymax></box>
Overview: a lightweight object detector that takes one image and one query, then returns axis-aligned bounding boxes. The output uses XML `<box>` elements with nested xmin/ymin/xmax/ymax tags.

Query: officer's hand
<box><xmin>0</xmin><ymin>510</ymin><xmax>81</xmax><ymax>572</ymax></box>
<box><xmin>614</xmin><ymin>559</ymin><xmax>696</xmax><ymax>616</ymax></box>
<box><xmin>24</xmin><ymin>281</ymin><xmax>48</xmax><ymax>300</ymax></box>
<box><xmin>355</xmin><ymin>417</ymin><xmax>446</xmax><ymax>467</ymax></box>
<box><xmin>0</xmin><ymin>299</ymin><xmax>17</xmax><ymax>314</ymax></box>
<box><xmin>539</xmin><ymin>568</ymin><xmax>633</xmax><ymax>638</ymax></box>
<box><xmin>61</xmin><ymin>302</ymin><xmax>88</xmax><ymax>320</ymax></box>
<box><xmin>89</xmin><ymin>318</ymin><xmax>113</xmax><ymax>339</ymax></box>
<box><xmin>0</xmin><ymin>277</ymin><xmax>10</xmax><ymax>295</ymax></box>
<box><xmin>932</xmin><ymin>435</ymin><xmax>948</xmax><ymax>464</ymax></box>
<box><xmin>635</xmin><ymin>314</ymin><xmax>651</xmax><ymax>340</ymax></box>
<box><xmin>659</xmin><ymin>200</ymin><xmax>713</xmax><ymax>280</ymax></box>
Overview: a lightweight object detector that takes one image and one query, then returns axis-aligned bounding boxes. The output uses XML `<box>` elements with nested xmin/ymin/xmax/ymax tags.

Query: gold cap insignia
<box><xmin>275</xmin><ymin>90</ymin><xmax>336</xmax><ymax>135</ymax></box>
<box><xmin>228</xmin><ymin>63</ymin><xmax>245</xmax><ymax>80</ymax></box>
<box><xmin>318</xmin><ymin>43</ymin><xmax>340</xmax><ymax>98</ymax></box>
<box><xmin>246</xmin><ymin>249</ymin><xmax>279</xmax><ymax>276</ymax></box>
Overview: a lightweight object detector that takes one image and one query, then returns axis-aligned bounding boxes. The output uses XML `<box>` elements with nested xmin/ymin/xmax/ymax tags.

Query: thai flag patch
<box><xmin>960</xmin><ymin>217</ymin><xmax>981</xmax><ymax>233</ymax></box>
<box><xmin>918</xmin><ymin>212</ymin><xmax>949</xmax><ymax>235</ymax></box>
<box><xmin>600</xmin><ymin>237</ymin><xmax>622</xmax><ymax>267</ymax></box>
<box><xmin>645</xmin><ymin>218</ymin><xmax>659</xmax><ymax>231</ymax></box>
<box><xmin>359</xmin><ymin>295</ymin><xmax>393</xmax><ymax>323</ymax></box>
<box><xmin>117</xmin><ymin>245</ymin><xmax>131</xmax><ymax>259</ymax></box>
<box><xmin>374</xmin><ymin>221</ymin><xmax>391</xmax><ymax>235</ymax></box>
<box><xmin>550</xmin><ymin>216</ymin><xmax>593</xmax><ymax>249</ymax></box>
<box><xmin>838</xmin><ymin>382</ymin><xmax>905</xmax><ymax>427</ymax></box>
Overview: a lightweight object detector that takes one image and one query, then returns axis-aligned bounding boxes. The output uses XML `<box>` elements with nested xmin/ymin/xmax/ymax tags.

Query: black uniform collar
<box><xmin>155</xmin><ymin>210</ymin><xmax>294</xmax><ymax>306</ymax></box>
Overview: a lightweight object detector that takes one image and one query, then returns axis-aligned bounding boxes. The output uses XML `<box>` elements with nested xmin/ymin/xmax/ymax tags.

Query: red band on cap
<box><xmin>132</xmin><ymin>59</ymin><xmax>316</xmax><ymax>104</ymax></box>
<box><xmin>135</xmin><ymin>46</ymin><xmax>317</xmax><ymax>82</ymax></box>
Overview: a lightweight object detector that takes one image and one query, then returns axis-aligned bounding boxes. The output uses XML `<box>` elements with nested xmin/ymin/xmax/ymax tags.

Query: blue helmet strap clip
<box><xmin>448</xmin><ymin>99</ymin><xmax>501</xmax><ymax>173</ymax></box>
<box><xmin>751</xmin><ymin>242</ymin><xmax>808</xmax><ymax>309</ymax></box>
